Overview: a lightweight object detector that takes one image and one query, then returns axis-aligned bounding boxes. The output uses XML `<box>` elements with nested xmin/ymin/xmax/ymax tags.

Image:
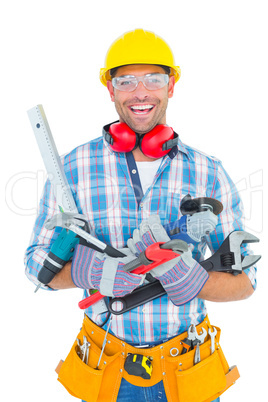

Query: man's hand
<box><xmin>127</xmin><ymin>215</ymin><xmax>209</xmax><ymax>305</ymax></box>
<box><xmin>168</xmin><ymin>210</ymin><xmax>218</xmax><ymax>243</ymax></box>
<box><xmin>71</xmin><ymin>245</ymin><xmax>145</xmax><ymax>297</ymax></box>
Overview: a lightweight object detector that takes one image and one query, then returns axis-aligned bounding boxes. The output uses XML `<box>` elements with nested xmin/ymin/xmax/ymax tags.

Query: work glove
<box><xmin>127</xmin><ymin>215</ymin><xmax>209</xmax><ymax>306</ymax></box>
<box><xmin>166</xmin><ymin>210</ymin><xmax>218</xmax><ymax>244</ymax></box>
<box><xmin>71</xmin><ymin>245</ymin><xmax>145</xmax><ymax>297</ymax></box>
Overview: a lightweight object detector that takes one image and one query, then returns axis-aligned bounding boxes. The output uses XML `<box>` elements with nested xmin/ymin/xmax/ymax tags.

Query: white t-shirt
<box><xmin>136</xmin><ymin>158</ymin><xmax>162</xmax><ymax>194</ymax></box>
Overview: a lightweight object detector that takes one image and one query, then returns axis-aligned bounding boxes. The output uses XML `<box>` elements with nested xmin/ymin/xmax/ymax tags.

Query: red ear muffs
<box><xmin>106</xmin><ymin>122</ymin><xmax>138</xmax><ymax>153</ymax></box>
<box><xmin>103</xmin><ymin>122</ymin><xmax>178</xmax><ymax>158</ymax></box>
<box><xmin>140</xmin><ymin>125</ymin><xmax>175</xmax><ymax>158</ymax></box>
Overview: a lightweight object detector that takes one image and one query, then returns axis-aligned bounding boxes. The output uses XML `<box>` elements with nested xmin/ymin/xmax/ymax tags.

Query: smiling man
<box><xmin>25</xmin><ymin>29</ymin><xmax>257</xmax><ymax>401</ymax></box>
<box><xmin>107</xmin><ymin>64</ymin><xmax>175</xmax><ymax>135</ymax></box>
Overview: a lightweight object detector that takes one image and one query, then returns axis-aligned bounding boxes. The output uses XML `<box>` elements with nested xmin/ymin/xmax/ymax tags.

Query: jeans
<box><xmin>82</xmin><ymin>378</ymin><xmax>220</xmax><ymax>401</ymax></box>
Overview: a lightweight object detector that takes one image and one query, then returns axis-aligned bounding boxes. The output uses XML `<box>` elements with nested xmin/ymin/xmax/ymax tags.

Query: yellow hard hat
<box><xmin>100</xmin><ymin>29</ymin><xmax>181</xmax><ymax>86</ymax></box>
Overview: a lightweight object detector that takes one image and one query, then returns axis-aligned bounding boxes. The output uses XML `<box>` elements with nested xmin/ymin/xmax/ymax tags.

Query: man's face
<box><xmin>107</xmin><ymin>64</ymin><xmax>175</xmax><ymax>134</ymax></box>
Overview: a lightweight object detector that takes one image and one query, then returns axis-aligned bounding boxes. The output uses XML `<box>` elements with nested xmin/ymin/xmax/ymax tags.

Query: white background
<box><xmin>1</xmin><ymin>0</ymin><xmax>267</xmax><ymax>401</ymax></box>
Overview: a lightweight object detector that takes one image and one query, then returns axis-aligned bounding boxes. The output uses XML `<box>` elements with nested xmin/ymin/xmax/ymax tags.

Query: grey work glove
<box><xmin>186</xmin><ymin>210</ymin><xmax>218</xmax><ymax>242</ymax></box>
<box><xmin>127</xmin><ymin>215</ymin><xmax>209</xmax><ymax>305</ymax></box>
<box><xmin>71</xmin><ymin>245</ymin><xmax>145</xmax><ymax>297</ymax></box>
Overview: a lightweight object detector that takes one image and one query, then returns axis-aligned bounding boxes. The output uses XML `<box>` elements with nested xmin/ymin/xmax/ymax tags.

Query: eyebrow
<box><xmin>115</xmin><ymin>73</ymin><xmax>163</xmax><ymax>78</ymax></box>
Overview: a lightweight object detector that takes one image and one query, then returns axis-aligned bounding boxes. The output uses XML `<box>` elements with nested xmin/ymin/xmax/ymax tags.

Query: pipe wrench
<box><xmin>104</xmin><ymin>230</ymin><xmax>261</xmax><ymax>314</ymax></box>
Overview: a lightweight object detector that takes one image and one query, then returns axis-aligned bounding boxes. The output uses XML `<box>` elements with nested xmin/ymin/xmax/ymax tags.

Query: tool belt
<box><xmin>56</xmin><ymin>315</ymin><xmax>239</xmax><ymax>402</ymax></box>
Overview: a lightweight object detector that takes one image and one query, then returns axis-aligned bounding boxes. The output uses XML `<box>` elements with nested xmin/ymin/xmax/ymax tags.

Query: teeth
<box><xmin>131</xmin><ymin>104</ymin><xmax>154</xmax><ymax>111</ymax></box>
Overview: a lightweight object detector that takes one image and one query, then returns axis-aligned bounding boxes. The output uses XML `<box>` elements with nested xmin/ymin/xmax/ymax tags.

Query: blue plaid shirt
<box><xmin>25</xmin><ymin>130</ymin><xmax>257</xmax><ymax>344</ymax></box>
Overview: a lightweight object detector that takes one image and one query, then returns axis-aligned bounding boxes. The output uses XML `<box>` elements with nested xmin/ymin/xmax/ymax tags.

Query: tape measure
<box><xmin>124</xmin><ymin>354</ymin><xmax>153</xmax><ymax>380</ymax></box>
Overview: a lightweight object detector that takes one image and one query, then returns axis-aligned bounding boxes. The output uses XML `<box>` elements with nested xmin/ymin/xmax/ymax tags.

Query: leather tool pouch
<box><xmin>176</xmin><ymin>352</ymin><xmax>226</xmax><ymax>402</ymax></box>
<box><xmin>56</xmin><ymin>320</ymin><xmax>122</xmax><ymax>402</ymax></box>
<box><xmin>170</xmin><ymin>326</ymin><xmax>239</xmax><ymax>402</ymax></box>
<box><xmin>56</xmin><ymin>316</ymin><xmax>240</xmax><ymax>402</ymax></box>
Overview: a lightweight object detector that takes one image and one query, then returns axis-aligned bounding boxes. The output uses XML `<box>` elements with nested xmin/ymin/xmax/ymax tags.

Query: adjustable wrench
<box><xmin>200</xmin><ymin>230</ymin><xmax>261</xmax><ymax>275</ymax></box>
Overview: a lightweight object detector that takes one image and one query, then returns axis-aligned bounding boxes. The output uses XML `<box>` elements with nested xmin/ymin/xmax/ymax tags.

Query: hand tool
<box><xmin>76</xmin><ymin>336</ymin><xmax>90</xmax><ymax>363</ymax></box>
<box><xmin>81</xmin><ymin>336</ymin><xmax>91</xmax><ymax>364</ymax></box>
<box><xmin>181</xmin><ymin>324</ymin><xmax>207</xmax><ymax>363</ymax></box>
<box><xmin>78</xmin><ymin>239</ymin><xmax>186</xmax><ymax>310</ymax></box>
<box><xmin>194</xmin><ymin>342</ymin><xmax>201</xmax><ymax>365</ymax></box>
<box><xmin>181</xmin><ymin>324</ymin><xmax>199</xmax><ymax>354</ymax></box>
<box><xmin>124</xmin><ymin>354</ymin><xmax>153</xmax><ymax>380</ymax></box>
<box><xmin>208</xmin><ymin>327</ymin><xmax>217</xmax><ymax>354</ymax></box>
<box><xmin>96</xmin><ymin>315</ymin><xmax>113</xmax><ymax>369</ymax></box>
<box><xmin>192</xmin><ymin>327</ymin><xmax>207</xmax><ymax>365</ymax></box>
<box><xmin>76</xmin><ymin>338</ymin><xmax>82</xmax><ymax>357</ymax></box>
<box><xmin>194</xmin><ymin>327</ymin><xmax>207</xmax><ymax>345</ymax></box>
<box><xmin>200</xmin><ymin>230</ymin><xmax>261</xmax><ymax>275</ymax></box>
<box><xmin>27</xmin><ymin>105</ymin><xmax>126</xmax><ymax>292</ymax></box>
<box><xmin>102</xmin><ymin>230</ymin><xmax>261</xmax><ymax>314</ymax></box>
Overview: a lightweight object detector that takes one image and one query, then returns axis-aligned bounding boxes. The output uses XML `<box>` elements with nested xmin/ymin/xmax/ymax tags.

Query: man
<box><xmin>25</xmin><ymin>29</ymin><xmax>257</xmax><ymax>401</ymax></box>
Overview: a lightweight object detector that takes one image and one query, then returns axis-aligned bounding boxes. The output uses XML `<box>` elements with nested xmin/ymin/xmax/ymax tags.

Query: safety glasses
<box><xmin>112</xmin><ymin>73</ymin><xmax>169</xmax><ymax>92</ymax></box>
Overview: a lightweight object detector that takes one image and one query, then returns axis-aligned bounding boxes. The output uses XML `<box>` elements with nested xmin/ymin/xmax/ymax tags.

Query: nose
<box><xmin>133</xmin><ymin>81</ymin><xmax>149</xmax><ymax>99</ymax></box>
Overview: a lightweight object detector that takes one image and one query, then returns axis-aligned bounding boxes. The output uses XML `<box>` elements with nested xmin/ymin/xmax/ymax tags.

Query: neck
<box><xmin>132</xmin><ymin>147</ymin><xmax>159</xmax><ymax>162</ymax></box>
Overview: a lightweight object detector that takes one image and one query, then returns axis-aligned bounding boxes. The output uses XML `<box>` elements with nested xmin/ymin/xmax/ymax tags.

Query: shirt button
<box><xmin>140</xmin><ymin>203</ymin><xmax>144</xmax><ymax>208</ymax></box>
<box><xmin>132</xmin><ymin>169</ymin><xmax>137</xmax><ymax>174</ymax></box>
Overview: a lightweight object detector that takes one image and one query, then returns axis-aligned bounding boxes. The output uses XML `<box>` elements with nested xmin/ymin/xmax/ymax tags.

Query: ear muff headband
<box><xmin>103</xmin><ymin>122</ymin><xmax>178</xmax><ymax>158</ymax></box>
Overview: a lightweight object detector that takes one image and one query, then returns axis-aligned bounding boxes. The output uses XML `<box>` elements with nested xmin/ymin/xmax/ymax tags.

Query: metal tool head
<box><xmin>45</xmin><ymin>212</ymin><xmax>88</xmax><ymax>230</ymax></box>
<box><xmin>208</xmin><ymin>327</ymin><xmax>217</xmax><ymax>337</ymax></box>
<box><xmin>195</xmin><ymin>327</ymin><xmax>207</xmax><ymax>344</ymax></box>
<box><xmin>200</xmin><ymin>229</ymin><xmax>261</xmax><ymax>274</ymax></box>
<box><xmin>229</xmin><ymin>230</ymin><xmax>260</xmax><ymax>245</ymax></box>
<box><xmin>229</xmin><ymin>231</ymin><xmax>261</xmax><ymax>272</ymax></box>
<box><xmin>242</xmin><ymin>254</ymin><xmax>262</xmax><ymax>269</ymax></box>
<box><xmin>162</xmin><ymin>239</ymin><xmax>189</xmax><ymax>253</ymax></box>
<box><xmin>180</xmin><ymin>194</ymin><xmax>223</xmax><ymax>216</ymax></box>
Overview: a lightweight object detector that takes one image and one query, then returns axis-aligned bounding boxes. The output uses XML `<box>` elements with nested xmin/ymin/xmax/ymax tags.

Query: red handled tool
<box><xmin>78</xmin><ymin>240</ymin><xmax>187</xmax><ymax>310</ymax></box>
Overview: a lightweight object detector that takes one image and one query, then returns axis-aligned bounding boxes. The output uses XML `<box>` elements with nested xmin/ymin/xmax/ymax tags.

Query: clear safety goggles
<box><xmin>112</xmin><ymin>73</ymin><xmax>169</xmax><ymax>92</ymax></box>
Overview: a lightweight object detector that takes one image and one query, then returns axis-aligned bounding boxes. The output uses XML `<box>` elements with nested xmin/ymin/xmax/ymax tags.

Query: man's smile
<box><xmin>129</xmin><ymin>104</ymin><xmax>155</xmax><ymax>115</ymax></box>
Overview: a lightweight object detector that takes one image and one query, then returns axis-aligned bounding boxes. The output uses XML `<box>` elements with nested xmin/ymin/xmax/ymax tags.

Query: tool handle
<box><xmin>163</xmin><ymin>219</ymin><xmax>182</xmax><ymax>237</ymax></box>
<box><xmin>104</xmin><ymin>244</ymin><xmax>126</xmax><ymax>258</ymax></box>
<box><xmin>108</xmin><ymin>281</ymin><xmax>166</xmax><ymax>315</ymax></box>
<box><xmin>38</xmin><ymin>229</ymin><xmax>80</xmax><ymax>285</ymax></box>
<box><xmin>78</xmin><ymin>242</ymin><xmax>180</xmax><ymax>310</ymax></box>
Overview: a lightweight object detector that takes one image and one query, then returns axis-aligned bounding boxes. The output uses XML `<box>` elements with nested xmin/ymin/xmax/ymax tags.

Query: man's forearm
<box><xmin>47</xmin><ymin>261</ymin><xmax>254</xmax><ymax>302</ymax></box>
<box><xmin>198</xmin><ymin>271</ymin><xmax>254</xmax><ymax>302</ymax></box>
<box><xmin>48</xmin><ymin>262</ymin><xmax>77</xmax><ymax>290</ymax></box>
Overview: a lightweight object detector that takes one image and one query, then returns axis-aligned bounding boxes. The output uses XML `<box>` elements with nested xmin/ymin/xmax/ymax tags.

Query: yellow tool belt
<box><xmin>56</xmin><ymin>315</ymin><xmax>239</xmax><ymax>402</ymax></box>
